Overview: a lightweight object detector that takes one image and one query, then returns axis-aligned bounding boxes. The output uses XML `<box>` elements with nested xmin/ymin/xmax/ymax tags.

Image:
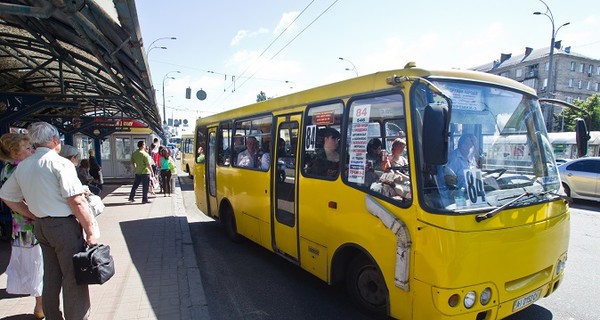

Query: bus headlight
<box><xmin>464</xmin><ymin>291</ymin><xmax>476</xmax><ymax>309</ymax></box>
<box><xmin>480</xmin><ymin>287</ymin><xmax>492</xmax><ymax>305</ymax></box>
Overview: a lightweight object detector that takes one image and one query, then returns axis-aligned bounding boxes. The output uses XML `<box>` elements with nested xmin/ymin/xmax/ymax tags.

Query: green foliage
<box><xmin>256</xmin><ymin>91</ymin><xmax>267</xmax><ymax>102</ymax></box>
<box><xmin>561</xmin><ymin>94</ymin><xmax>600</xmax><ymax>131</ymax></box>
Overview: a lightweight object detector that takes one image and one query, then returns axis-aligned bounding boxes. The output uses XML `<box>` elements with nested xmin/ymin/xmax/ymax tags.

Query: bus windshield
<box><xmin>416</xmin><ymin>79</ymin><xmax>562</xmax><ymax>214</ymax></box>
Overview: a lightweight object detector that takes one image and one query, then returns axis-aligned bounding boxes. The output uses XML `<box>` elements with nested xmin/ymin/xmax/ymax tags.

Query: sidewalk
<box><xmin>0</xmin><ymin>176</ymin><xmax>210</xmax><ymax>320</ymax></box>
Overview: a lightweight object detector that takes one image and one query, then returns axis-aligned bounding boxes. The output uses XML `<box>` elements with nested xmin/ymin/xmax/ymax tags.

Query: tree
<box><xmin>561</xmin><ymin>94</ymin><xmax>600</xmax><ymax>131</ymax></box>
<box><xmin>256</xmin><ymin>91</ymin><xmax>267</xmax><ymax>102</ymax></box>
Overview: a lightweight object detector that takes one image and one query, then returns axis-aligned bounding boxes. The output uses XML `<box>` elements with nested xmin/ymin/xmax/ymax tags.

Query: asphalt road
<box><xmin>180</xmin><ymin>174</ymin><xmax>599</xmax><ymax>320</ymax></box>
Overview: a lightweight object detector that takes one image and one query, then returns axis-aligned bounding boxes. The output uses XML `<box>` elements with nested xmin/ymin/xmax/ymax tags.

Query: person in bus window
<box><xmin>196</xmin><ymin>147</ymin><xmax>205</xmax><ymax>163</ymax></box>
<box><xmin>276</xmin><ymin>138</ymin><xmax>287</xmax><ymax>181</ymax></box>
<box><xmin>309</xmin><ymin>128</ymin><xmax>340</xmax><ymax>177</ymax></box>
<box><xmin>260</xmin><ymin>141</ymin><xmax>271</xmax><ymax>170</ymax></box>
<box><xmin>366</xmin><ymin>138</ymin><xmax>385</xmax><ymax>171</ymax></box>
<box><xmin>224</xmin><ymin>134</ymin><xmax>244</xmax><ymax>165</ymax></box>
<box><xmin>364</xmin><ymin>138</ymin><xmax>385</xmax><ymax>187</ymax></box>
<box><xmin>380</xmin><ymin>138</ymin><xmax>411</xmax><ymax>200</ymax></box>
<box><xmin>277</xmin><ymin>138</ymin><xmax>287</xmax><ymax>157</ymax></box>
<box><xmin>237</xmin><ymin>136</ymin><xmax>259</xmax><ymax>168</ymax></box>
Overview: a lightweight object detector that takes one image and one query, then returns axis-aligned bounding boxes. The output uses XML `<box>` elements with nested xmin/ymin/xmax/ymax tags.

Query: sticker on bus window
<box><xmin>305</xmin><ymin>125</ymin><xmax>317</xmax><ymax>151</ymax></box>
<box><xmin>348</xmin><ymin>105</ymin><xmax>371</xmax><ymax>184</ymax></box>
<box><xmin>463</xmin><ymin>169</ymin><xmax>486</xmax><ymax>205</ymax></box>
<box><xmin>446</xmin><ymin>86</ymin><xmax>484</xmax><ymax>111</ymax></box>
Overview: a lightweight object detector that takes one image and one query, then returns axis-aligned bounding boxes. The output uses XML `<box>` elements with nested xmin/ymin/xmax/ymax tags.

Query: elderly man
<box><xmin>0</xmin><ymin>122</ymin><xmax>96</xmax><ymax>319</ymax></box>
<box><xmin>237</xmin><ymin>136</ymin><xmax>259</xmax><ymax>168</ymax></box>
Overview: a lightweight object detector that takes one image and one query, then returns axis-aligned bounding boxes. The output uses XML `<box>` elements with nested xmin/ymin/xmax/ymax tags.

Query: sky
<box><xmin>133</xmin><ymin>0</ymin><xmax>600</xmax><ymax>136</ymax></box>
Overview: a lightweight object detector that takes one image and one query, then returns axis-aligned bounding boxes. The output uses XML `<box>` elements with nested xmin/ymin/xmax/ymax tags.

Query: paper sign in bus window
<box><xmin>348</xmin><ymin>105</ymin><xmax>371</xmax><ymax>184</ymax></box>
<box><xmin>305</xmin><ymin>125</ymin><xmax>317</xmax><ymax>151</ymax></box>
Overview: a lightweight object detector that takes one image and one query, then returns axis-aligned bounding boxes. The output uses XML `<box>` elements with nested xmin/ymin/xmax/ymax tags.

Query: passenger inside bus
<box><xmin>307</xmin><ymin>127</ymin><xmax>340</xmax><ymax>177</ymax></box>
<box><xmin>364</xmin><ymin>138</ymin><xmax>384</xmax><ymax>187</ymax></box>
<box><xmin>366</xmin><ymin>138</ymin><xmax>384</xmax><ymax>170</ymax></box>
<box><xmin>369</xmin><ymin>138</ymin><xmax>411</xmax><ymax>200</ymax></box>
<box><xmin>260</xmin><ymin>140</ymin><xmax>270</xmax><ymax>170</ymax></box>
<box><xmin>277</xmin><ymin>138</ymin><xmax>286</xmax><ymax>157</ymax></box>
<box><xmin>196</xmin><ymin>147</ymin><xmax>205</xmax><ymax>163</ymax></box>
<box><xmin>237</xmin><ymin>136</ymin><xmax>259</xmax><ymax>168</ymax></box>
<box><xmin>224</xmin><ymin>134</ymin><xmax>245</xmax><ymax>165</ymax></box>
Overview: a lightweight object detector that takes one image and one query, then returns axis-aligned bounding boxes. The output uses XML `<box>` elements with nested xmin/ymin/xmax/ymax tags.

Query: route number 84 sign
<box><xmin>463</xmin><ymin>169</ymin><xmax>486</xmax><ymax>205</ymax></box>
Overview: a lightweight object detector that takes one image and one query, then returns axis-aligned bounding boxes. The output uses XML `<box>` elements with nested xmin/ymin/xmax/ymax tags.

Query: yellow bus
<box><xmin>180</xmin><ymin>133</ymin><xmax>196</xmax><ymax>176</ymax></box>
<box><xmin>192</xmin><ymin>63</ymin><xmax>570</xmax><ymax>319</ymax></box>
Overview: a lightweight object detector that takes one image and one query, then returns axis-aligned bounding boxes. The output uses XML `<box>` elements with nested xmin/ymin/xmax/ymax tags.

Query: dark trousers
<box><xmin>129</xmin><ymin>173</ymin><xmax>150</xmax><ymax>202</ymax></box>
<box><xmin>34</xmin><ymin>216</ymin><xmax>90</xmax><ymax>320</ymax></box>
<box><xmin>160</xmin><ymin>169</ymin><xmax>172</xmax><ymax>195</ymax></box>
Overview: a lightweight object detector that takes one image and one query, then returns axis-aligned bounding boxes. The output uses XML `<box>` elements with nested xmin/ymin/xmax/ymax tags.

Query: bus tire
<box><xmin>222</xmin><ymin>207</ymin><xmax>242</xmax><ymax>243</ymax></box>
<box><xmin>346</xmin><ymin>255</ymin><xmax>388</xmax><ymax>318</ymax></box>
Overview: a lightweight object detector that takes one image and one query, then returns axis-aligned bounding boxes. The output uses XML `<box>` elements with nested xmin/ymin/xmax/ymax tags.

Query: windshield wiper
<box><xmin>475</xmin><ymin>190</ymin><xmax>550</xmax><ymax>222</ymax></box>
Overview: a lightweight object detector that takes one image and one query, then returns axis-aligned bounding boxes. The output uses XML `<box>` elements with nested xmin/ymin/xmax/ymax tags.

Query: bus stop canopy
<box><xmin>0</xmin><ymin>0</ymin><xmax>162</xmax><ymax>138</ymax></box>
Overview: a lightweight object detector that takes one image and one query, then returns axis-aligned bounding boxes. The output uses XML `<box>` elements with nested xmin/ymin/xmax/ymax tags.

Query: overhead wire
<box><xmin>209</xmin><ymin>0</ymin><xmax>339</xmax><ymax>109</ymax></box>
<box><xmin>234</xmin><ymin>0</ymin><xmax>339</xmax><ymax>94</ymax></box>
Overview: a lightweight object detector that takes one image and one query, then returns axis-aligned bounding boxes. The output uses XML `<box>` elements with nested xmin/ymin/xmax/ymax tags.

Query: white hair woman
<box><xmin>0</xmin><ymin>132</ymin><xmax>44</xmax><ymax>319</ymax></box>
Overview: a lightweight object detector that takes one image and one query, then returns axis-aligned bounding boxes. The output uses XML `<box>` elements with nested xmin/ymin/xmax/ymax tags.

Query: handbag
<box><xmin>72</xmin><ymin>244</ymin><xmax>115</xmax><ymax>285</ymax></box>
<box><xmin>87</xmin><ymin>194</ymin><xmax>105</xmax><ymax>217</ymax></box>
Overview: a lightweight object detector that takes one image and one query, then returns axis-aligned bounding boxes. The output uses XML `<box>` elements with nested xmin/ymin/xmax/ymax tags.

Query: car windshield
<box><xmin>413</xmin><ymin>79</ymin><xmax>561</xmax><ymax>214</ymax></box>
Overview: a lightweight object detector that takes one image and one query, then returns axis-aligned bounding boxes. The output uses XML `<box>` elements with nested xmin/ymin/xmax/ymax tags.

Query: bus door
<box><xmin>205</xmin><ymin>127</ymin><xmax>218</xmax><ymax>217</ymax></box>
<box><xmin>273</xmin><ymin>115</ymin><xmax>300</xmax><ymax>260</ymax></box>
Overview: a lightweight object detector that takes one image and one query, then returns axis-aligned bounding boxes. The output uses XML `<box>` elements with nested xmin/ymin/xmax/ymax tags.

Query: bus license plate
<box><xmin>512</xmin><ymin>289</ymin><xmax>541</xmax><ymax>312</ymax></box>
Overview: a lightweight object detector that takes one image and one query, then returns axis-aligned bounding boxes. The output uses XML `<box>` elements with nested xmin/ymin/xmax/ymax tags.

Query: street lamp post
<box><xmin>162</xmin><ymin>71</ymin><xmax>181</xmax><ymax>126</ymax></box>
<box><xmin>534</xmin><ymin>0</ymin><xmax>569</xmax><ymax>97</ymax></box>
<box><xmin>146</xmin><ymin>36</ymin><xmax>177</xmax><ymax>54</ymax></box>
<box><xmin>338</xmin><ymin>57</ymin><xmax>358</xmax><ymax>77</ymax></box>
<box><xmin>147</xmin><ymin>45</ymin><xmax>167</xmax><ymax>55</ymax></box>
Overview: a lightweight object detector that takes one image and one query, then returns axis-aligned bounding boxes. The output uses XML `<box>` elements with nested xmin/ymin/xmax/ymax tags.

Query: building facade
<box><xmin>472</xmin><ymin>46</ymin><xmax>600</xmax><ymax>104</ymax></box>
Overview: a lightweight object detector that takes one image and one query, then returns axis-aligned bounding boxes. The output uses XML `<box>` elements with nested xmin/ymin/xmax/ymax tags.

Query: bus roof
<box><xmin>197</xmin><ymin>64</ymin><xmax>537</xmax><ymax>125</ymax></box>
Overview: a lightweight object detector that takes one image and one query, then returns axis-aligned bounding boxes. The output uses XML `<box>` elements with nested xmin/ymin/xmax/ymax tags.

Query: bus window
<box><xmin>218</xmin><ymin>122</ymin><xmax>231</xmax><ymax>166</ymax></box>
<box><xmin>302</xmin><ymin>102</ymin><xmax>344</xmax><ymax>179</ymax></box>
<box><xmin>232</xmin><ymin>115</ymin><xmax>272</xmax><ymax>170</ymax></box>
<box><xmin>344</xmin><ymin>94</ymin><xmax>410</xmax><ymax>202</ymax></box>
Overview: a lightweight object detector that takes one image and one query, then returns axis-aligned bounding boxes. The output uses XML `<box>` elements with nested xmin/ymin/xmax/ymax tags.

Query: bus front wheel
<box><xmin>222</xmin><ymin>208</ymin><xmax>242</xmax><ymax>243</ymax></box>
<box><xmin>346</xmin><ymin>255</ymin><xmax>388</xmax><ymax>317</ymax></box>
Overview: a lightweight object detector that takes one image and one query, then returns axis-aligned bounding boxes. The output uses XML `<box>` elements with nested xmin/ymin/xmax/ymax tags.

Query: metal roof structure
<box><xmin>0</xmin><ymin>0</ymin><xmax>161</xmax><ymax>138</ymax></box>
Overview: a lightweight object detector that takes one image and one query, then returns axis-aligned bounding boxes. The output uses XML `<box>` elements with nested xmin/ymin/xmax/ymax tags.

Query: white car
<box><xmin>557</xmin><ymin>157</ymin><xmax>600</xmax><ymax>201</ymax></box>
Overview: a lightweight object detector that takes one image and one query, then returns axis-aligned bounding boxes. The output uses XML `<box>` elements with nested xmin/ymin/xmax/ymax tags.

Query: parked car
<box><xmin>555</xmin><ymin>158</ymin><xmax>568</xmax><ymax>165</ymax></box>
<box><xmin>557</xmin><ymin>157</ymin><xmax>600</xmax><ymax>201</ymax></box>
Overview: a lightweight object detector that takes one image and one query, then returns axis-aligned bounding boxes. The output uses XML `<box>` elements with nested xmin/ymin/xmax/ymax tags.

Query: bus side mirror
<box><xmin>575</xmin><ymin>118</ymin><xmax>590</xmax><ymax>158</ymax></box>
<box><xmin>422</xmin><ymin>103</ymin><xmax>450</xmax><ymax>165</ymax></box>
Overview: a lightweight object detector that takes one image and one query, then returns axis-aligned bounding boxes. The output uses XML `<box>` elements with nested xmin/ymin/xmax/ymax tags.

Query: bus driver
<box><xmin>447</xmin><ymin>133</ymin><xmax>478</xmax><ymax>188</ymax></box>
